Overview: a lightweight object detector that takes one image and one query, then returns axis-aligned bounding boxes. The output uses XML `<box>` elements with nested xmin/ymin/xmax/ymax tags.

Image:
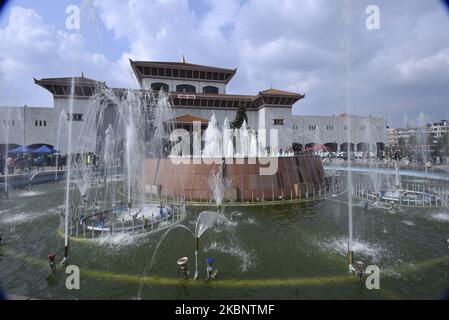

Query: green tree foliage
<box><xmin>231</xmin><ymin>102</ymin><xmax>248</xmax><ymax>129</ymax></box>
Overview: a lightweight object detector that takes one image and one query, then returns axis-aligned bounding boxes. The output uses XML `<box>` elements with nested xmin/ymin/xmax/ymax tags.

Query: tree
<box><xmin>231</xmin><ymin>102</ymin><xmax>248</xmax><ymax>129</ymax></box>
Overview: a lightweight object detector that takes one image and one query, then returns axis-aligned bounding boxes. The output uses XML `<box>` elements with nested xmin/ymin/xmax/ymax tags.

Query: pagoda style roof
<box><xmin>252</xmin><ymin>88</ymin><xmax>304</xmax><ymax>109</ymax></box>
<box><xmin>34</xmin><ymin>74</ymin><xmax>106</xmax><ymax>98</ymax></box>
<box><xmin>130</xmin><ymin>59</ymin><xmax>237</xmax><ymax>87</ymax></box>
<box><xmin>259</xmin><ymin>88</ymin><xmax>304</xmax><ymax>97</ymax></box>
<box><xmin>167</xmin><ymin>114</ymin><xmax>210</xmax><ymax>124</ymax></box>
<box><xmin>169</xmin><ymin>90</ymin><xmax>303</xmax><ymax>110</ymax></box>
<box><xmin>33</xmin><ymin>72</ymin><xmax>305</xmax><ymax>110</ymax></box>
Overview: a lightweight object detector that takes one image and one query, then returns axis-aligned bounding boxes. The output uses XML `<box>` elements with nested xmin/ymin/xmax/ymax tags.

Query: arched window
<box><xmin>203</xmin><ymin>86</ymin><xmax>219</xmax><ymax>94</ymax></box>
<box><xmin>176</xmin><ymin>84</ymin><xmax>196</xmax><ymax>93</ymax></box>
<box><xmin>151</xmin><ymin>82</ymin><xmax>169</xmax><ymax>92</ymax></box>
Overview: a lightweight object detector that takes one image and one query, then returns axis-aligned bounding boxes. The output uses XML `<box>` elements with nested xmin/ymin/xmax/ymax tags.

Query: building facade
<box><xmin>0</xmin><ymin>59</ymin><xmax>386</xmax><ymax>155</ymax></box>
<box><xmin>386</xmin><ymin>120</ymin><xmax>449</xmax><ymax>148</ymax></box>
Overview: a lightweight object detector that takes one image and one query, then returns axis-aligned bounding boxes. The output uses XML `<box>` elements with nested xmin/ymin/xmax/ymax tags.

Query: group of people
<box><xmin>0</xmin><ymin>153</ymin><xmax>68</xmax><ymax>175</ymax></box>
<box><xmin>0</xmin><ymin>150</ymin><xmax>106</xmax><ymax>176</ymax></box>
<box><xmin>279</xmin><ymin>146</ymin><xmax>294</xmax><ymax>156</ymax></box>
<box><xmin>72</xmin><ymin>152</ymin><xmax>99</xmax><ymax>167</ymax></box>
<box><xmin>389</xmin><ymin>150</ymin><xmax>448</xmax><ymax>166</ymax></box>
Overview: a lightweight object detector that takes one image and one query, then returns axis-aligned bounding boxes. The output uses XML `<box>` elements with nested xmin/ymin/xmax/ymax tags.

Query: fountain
<box><xmin>222</xmin><ymin>117</ymin><xmax>234</xmax><ymax>158</ymax></box>
<box><xmin>238</xmin><ymin>120</ymin><xmax>249</xmax><ymax>158</ymax></box>
<box><xmin>342</xmin><ymin>0</ymin><xmax>355</xmax><ymax>273</ymax></box>
<box><xmin>58</xmin><ymin>87</ymin><xmax>186</xmax><ymax>244</ymax></box>
<box><xmin>208</xmin><ymin>166</ymin><xmax>227</xmax><ymax>209</ymax></box>
<box><xmin>193</xmin><ymin>210</ymin><xmax>221</xmax><ymax>280</ymax></box>
<box><xmin>202</xmin><ymin>112</ymin><xmax>222</xmax><ymax>158</ymax></box>
<box><xmin>144</xmin><ymin>111</ymin><xmax>327</xmax><ymax>203</ymax></box>
<box><xmin>54</xmin><ymin>110</ymin><xmax>67</xmax><ymax>182</ymax></box>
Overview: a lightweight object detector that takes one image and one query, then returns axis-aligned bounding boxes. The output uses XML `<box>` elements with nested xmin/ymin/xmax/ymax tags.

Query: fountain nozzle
<box><xmin>348</xmin><ymin>249</ymin><xmax>354</xmax><ymax>273</ymax></box>
<box><xmin>177</xmin><ymin>257</ymin><xmax>189</xmax><ymax>278</ymax></box>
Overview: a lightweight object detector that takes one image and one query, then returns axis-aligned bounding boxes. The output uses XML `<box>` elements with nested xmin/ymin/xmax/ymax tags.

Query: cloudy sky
<box><xmin>0</xmin><ymin>0</ymin><xmax>448</xmax><ymax>126</ymax></box>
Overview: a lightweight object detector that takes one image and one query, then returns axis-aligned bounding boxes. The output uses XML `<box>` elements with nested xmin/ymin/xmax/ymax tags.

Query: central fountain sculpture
<box><xmin>144</xmin><ymin>112</ymin><xmax>328</xmax><ymax>204</ymax></box>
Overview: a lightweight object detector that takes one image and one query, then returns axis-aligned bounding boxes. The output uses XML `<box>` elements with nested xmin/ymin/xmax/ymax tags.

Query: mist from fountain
<box><xmin>394</xmin><ymin>160</ymin><xmax>401</xmax><ymax>189</ymax></box>
<box><xmin>103</xmin><ymin>124</ymin><xmax>117</xmax><ymax>207</ymax></box>
<box><xmin>208</xmin><ymin>166</ymin><xmax>227</xmax><ymax>208</ymax></box>
<box><xmin>238</xmin><ymin>120</ymin><xmax>249</xmax><ymax>158</ymax></box>
<box><xmin>342</xmin><ymin>0</ymin><xmax>353</xmax><ymax>261</ymax></box>
<box><xmin>195</xmin><ymin>211</ymin><xmax>221</xmax><ymax>239</ymax></box>
<box><xmin>222</xmin><ymin>117</ymin><xmax>234</xmax><ymax>158</ymax></box>
<box><xmin>249</xmin><ymin>129</ymin><xmax>258</xmax><ymax>158</ymax></box>
<box><xmin>54</xmin><ymin>110</ymin><xmax>67</xmax><ymax>181</ymax></box>
<box><xmin>362</xmin><ymin>120</ymin><xmax>390</xmax><ymax>194</ymax></box>
<box><xmin>415</xmin><ymin>113</ymin><xmax>431</xmax><ymax>179</ymax></box>
<box><xmin>1</xmin><ymin>107</ymin><xmax>13</xmax><ymax>194</ymax></box>
<box><xmin>58</xmin><ymin>86</ymin><xmax>181</xmax><ymax>243</ymax></box>
<box><xmin>63</xmin><ymin>77</ymin><xmax>76</xmax><ymax>263</ymax></box>
<box><xmin>203</xmin><ymin>112</ymin><xmax>222</xmax><ymax>158</ymax></box>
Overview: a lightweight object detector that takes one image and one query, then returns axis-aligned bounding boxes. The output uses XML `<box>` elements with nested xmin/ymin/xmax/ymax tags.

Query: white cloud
<box><xmin>397</xmin><ymin>48</ymin><xmax>449</xmax><ymax>80</ymax></box>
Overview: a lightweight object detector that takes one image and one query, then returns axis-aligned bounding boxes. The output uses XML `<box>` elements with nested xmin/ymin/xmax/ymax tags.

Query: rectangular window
<box><xmin>39</xmin><ymin>120</ymin><xmax>42</xmax><ymax>127</ymax></box>
<box><xmin>35</xmin><ymin>120</ymin><xmax>38</xmax><ymax>126</ymax></box>
<box><xmin>66</xmin><ymin>113</ymin><xmax>83</xmax><ymax>121</ymax></box>
<box><xmin>327</xmin><ymin>125</ymin><xmax>333</xmax><ymax>130</ymax></box>
<box><xmin>309</xmin><ymin>125</ymin><xmax>316</xmax><ymax>131</ymax></box>
<box><xmin>273</xmin><ymin>119</ymin><xmax>284</xmax><ymax>125</ymax></box>
<box><xmin>44</xmin><ymin>120</ymin><xmax>47</xmax><ymax>126</ymax></box>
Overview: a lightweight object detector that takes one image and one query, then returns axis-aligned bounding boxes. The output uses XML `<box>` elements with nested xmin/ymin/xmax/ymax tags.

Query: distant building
<box><xmin>386</xmin><ymin>120</ymin><xmax>449</xmax><ymax>148</ymax></box>
<box><xmin>427</xmin><ymin>120</ymin><xmax>449</xmax><ymax>142</ymax></box>
<box><xmin>290</xmin><ymin>114</ymin><xmax>386</xmax><ymax>153</ymax></box>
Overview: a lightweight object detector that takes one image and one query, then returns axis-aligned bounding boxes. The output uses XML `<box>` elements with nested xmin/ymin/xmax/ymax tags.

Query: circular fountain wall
<box><xmin>143</xmin><ymin>155</ymin><xmax>326</xmax><ymax>203</ymax></box>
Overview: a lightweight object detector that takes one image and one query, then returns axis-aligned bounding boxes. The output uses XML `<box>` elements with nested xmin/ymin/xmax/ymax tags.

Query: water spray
<box><xmin>194</xmin><ymin>237</ymin><xmax>199</xmax><ymax>280</ymax></box>
<box><xmin>348</xmin><ymin>242</ymin><xmax>354</xmax><ymax>273</ymax></box>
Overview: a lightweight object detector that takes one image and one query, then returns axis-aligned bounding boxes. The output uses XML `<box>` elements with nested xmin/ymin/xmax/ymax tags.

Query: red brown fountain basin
<box><xmin>143</xmin><ymin>155</ymin><xmax>326</xmax><ymax>203</ymax></box>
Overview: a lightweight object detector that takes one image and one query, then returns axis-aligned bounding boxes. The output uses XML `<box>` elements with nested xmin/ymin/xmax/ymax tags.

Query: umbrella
<box><xmin>31</xmin><ymin>145</ymin><xmax>54</xmax><ymax>154</ymax></box>
<box><xmin>8</xmin><ymin>145</ymin><xmax>31</xmax><ymax>154</ymax></box>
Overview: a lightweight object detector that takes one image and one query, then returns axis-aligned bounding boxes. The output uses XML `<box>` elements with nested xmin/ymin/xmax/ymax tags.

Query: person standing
<box><xmin>0</xmin><ymin>154</ymin><xmax>4</xmax><ymax>175</ymax></box>
<box><xmin>6</xmin><ymin>156</ymin><xmax>14</xmax><ymax>174</ymax></box>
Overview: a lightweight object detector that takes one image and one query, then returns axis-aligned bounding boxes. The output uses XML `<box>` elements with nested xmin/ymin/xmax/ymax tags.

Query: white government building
<box><xmin>0</xmin><ymin>59</ymin><xmax>386</xmax><ymax>155</ymax></box>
